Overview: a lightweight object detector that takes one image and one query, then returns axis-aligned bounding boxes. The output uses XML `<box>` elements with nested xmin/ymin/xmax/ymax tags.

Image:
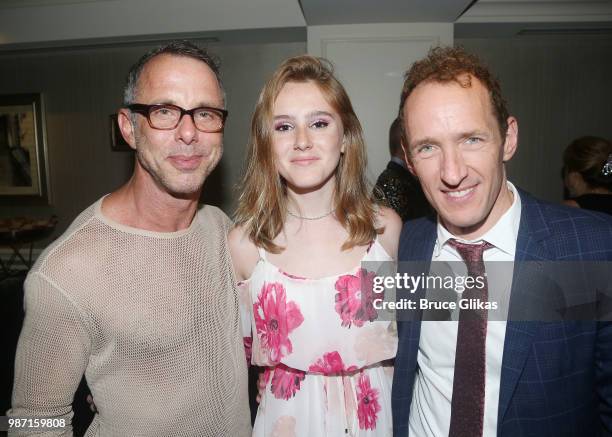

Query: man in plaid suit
<box><xmin>392</xmin><ymin>46</ymin><xmax>612</xmax><ymax>437</ymax></box>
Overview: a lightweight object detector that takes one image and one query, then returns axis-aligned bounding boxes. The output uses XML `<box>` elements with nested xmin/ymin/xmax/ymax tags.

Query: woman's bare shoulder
<box><xmin>228</xmin><ymin>224</ymin><xmax>260</xmax><ymax>281</ymax></box>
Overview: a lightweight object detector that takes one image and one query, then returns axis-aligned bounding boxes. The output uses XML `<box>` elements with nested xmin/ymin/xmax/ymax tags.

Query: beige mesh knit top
<box><xmin>9</xmin><ymin>198</ymin><xmax>251</xmax><ymax>436</ymax></box>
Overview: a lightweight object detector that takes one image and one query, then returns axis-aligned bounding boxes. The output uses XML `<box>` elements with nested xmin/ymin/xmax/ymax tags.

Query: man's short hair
<box><xmin>389</xmin><ymin>117</ymin><xmax>403</xmax><ymax>156</ymax></box>
<box><xmin>123</xmin><ymin>40</ymin><xmax>223</xmax><ymax>106</ymax></box>
<box><xmin>399</xmin><ymin>46</ymin><xmax>509</xmax><ymax>143</ymax></box>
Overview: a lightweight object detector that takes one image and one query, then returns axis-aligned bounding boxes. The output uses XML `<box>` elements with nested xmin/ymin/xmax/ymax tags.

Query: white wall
<box><xmin>459</xmin><ymin>34</ymin><xmax>612</xmax><ymax>203</ymax></box>
<box><xmin>307</xmin><ymin>23</ymin><xmax>453</xmax><ymax>183</ymax></box>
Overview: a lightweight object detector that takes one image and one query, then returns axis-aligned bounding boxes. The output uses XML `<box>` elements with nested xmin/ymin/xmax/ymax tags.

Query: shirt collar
<box><xmin>433</xmin><ymin>181</ymin><xmax>522</xmax><ymax>257</ymax></box>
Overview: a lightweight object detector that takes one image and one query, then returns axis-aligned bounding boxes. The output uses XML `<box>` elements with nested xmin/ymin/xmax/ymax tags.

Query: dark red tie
<box><xmin>446</xmin><ymin>239</ymin><xmax>493</xmax><ymax>437</ymax></box>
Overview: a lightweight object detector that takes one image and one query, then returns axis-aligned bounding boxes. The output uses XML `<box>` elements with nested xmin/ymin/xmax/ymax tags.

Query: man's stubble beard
<box><xmin>133</xmin><ymin>127</ymin><xmax>223</xmax><ymax>199</ymax></box>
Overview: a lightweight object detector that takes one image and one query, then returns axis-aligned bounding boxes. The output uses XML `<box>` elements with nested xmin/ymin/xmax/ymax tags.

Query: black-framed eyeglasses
<box><xmin>126</xmin><ymin>103</ymin><xmax>228</xmax><ymax>133</ymax></box>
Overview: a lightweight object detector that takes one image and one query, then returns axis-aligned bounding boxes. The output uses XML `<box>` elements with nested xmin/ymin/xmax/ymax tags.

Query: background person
<box><xmin>374</xmin><ymin>117</ymin><xmax>431</xmax><ymax>221</ymax></box>
<box><xmin>563</xmin><ymin>135</ymin><xmax>612</xmax><ymax>214</ymax></box>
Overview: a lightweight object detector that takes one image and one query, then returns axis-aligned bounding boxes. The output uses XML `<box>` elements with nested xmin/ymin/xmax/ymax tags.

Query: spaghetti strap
<box><xmin>257</xmin><ymin>246</ymin><xmax>267</xmax><ymax>261</ymax></box>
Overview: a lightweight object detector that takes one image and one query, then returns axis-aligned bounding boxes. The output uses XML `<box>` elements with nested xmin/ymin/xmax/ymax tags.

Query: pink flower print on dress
<box><xmin>254</xmin><ymin>282</ymin><xmax>304</xmax><ymax>363</ymax></box>
<box><xmin>270</xmin><ymin>364</ymin><xmax>306</xmax><ymax>400</ymax></box>
<box><xmin>308</xmin><ymin>351</ymin><xmax>358</xmax><ymax>375</ymax></box>
<box><xmin>334</xmin><ymin>268</ymin><xmax>378</xmax><ymax>328</ymax></box>
<box><xmin>356</xmin><ymin>373</ymin><xmax>381</xmax><ymax>430</ymax></box>
<box><xmin>271</xmin><ymin>415</ymin><xmax>296</xmax><ymax>437</ymax></box>
<box><xmin>262</xmin><ymin>367</ymin><xmax>272</xmax><ymax>385</ymax></box>
<box><xmin>243</xmin><ymin>337</ymin><xmax>253</xmax><ymax>364</ymax></box>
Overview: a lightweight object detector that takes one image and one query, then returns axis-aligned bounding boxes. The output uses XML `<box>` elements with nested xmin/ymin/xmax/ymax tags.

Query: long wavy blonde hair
<box><xmin>234</xmin><ymin>55</ymin><xmax>378</xmax><ymax>253</ymax></box>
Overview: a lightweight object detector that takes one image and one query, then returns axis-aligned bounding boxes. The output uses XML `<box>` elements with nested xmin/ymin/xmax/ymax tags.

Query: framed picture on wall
<box><xmin>0</xmin><ymin>93</ymin><xmax>49</xmax><ymax>204</ymax></box>
<box><xmin>109</xmin><ymin>113</ymin><xmax>132</xmax><ymax>152</ymax></box>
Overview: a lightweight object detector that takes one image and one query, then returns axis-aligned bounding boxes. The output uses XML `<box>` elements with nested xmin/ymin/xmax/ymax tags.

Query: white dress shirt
<box><xmin>408</xmin><ymin>182</ymin><xmax>522</xmax><ymax>437</ymax></box>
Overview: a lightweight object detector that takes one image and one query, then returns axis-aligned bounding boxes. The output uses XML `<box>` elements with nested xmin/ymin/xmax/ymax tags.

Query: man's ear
<box><xmin>502</xmin><ymin>116</ymin><xmax>518</xmax><ymax>162</ymax></box>
<box><xmin>117</xmin><ymin>109</ymin><xmax>137</xmax><ymax>151</ymax></box>
<box><xmin>401</xmin><ymin>138</ymin><xmax>417</xmax><ymax>176</ymax></box>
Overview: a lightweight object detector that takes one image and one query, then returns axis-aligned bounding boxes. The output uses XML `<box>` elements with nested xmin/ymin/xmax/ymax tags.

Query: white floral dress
<box><xmin>239</xmin><ymin>240</ymin><xmax>397</xmax><ymax>437</ymax></box>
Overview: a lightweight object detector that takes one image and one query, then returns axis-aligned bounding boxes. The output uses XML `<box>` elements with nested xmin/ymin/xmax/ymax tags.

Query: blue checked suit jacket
<box><xmin>392</xmin><ymin>189</ymin><xmax>612</xmax><ymax>437</ymax></box>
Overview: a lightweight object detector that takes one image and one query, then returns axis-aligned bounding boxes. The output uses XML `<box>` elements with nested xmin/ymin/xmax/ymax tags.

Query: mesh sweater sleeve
<box><xmin>213</xmin><ymin>206</ymin><xmax>252</xmax><ymax>363</ymax></box>
<box><xmin>8</xmin><ymin>272</ymin><xmax>91</xmax><ymax>437</ymax></box>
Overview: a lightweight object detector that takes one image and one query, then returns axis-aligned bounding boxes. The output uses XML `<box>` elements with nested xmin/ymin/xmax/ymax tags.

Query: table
<box><xmin>0</xmin><ymin>216</ymin><xmax>57</xmax><ymax>279</ymax></box>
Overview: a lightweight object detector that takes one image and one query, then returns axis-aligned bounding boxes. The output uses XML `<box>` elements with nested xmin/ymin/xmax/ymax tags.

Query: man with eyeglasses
<box><xmin>8</xmin><ymin>41</ymin><xmax>251</xmax><ymax>436</ymax></box>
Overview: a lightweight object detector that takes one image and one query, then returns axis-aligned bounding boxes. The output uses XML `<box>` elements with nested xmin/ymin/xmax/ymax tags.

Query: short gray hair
<box><xmin>122</xmin><ymin>40</ymin><xmax>225</xmax><ymax>107</ymax></box>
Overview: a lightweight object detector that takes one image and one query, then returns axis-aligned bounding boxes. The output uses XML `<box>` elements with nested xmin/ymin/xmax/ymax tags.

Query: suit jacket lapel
<box><xmin>400</xmin><ymin>198</ymin><xmax>556</xmax><ymax>428</ymax></box>
<box><xmin>399</xmin><ymin>217</ymin><xmax>437</xmax><ymax>262</ymax></box>
<box><xmin>398</xmin><ymin>218</ymin><xmax>437</xmax><ymax>369</ymax></box>
<box><xmin>498</xmin><ymin>191</ymin><xmax>553</xmax><ymax>426</ymax></box>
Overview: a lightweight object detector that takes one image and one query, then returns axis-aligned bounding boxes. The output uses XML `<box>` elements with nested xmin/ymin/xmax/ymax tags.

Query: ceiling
<box><xmin>300</xmin><ymin>0</ymin><xmax>474</xmax><ymax>25</ymax></box>
<box><xmin>0</xmin><ymin>0</ymin><xmax>610</xmax><ymax>50</ymax></box>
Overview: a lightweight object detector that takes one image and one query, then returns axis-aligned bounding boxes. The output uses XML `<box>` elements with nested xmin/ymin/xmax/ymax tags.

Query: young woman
<box><xmin>229</xmin><ymin>55</ymin><xmax>401</xmax><ymax>436</ymax></box>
